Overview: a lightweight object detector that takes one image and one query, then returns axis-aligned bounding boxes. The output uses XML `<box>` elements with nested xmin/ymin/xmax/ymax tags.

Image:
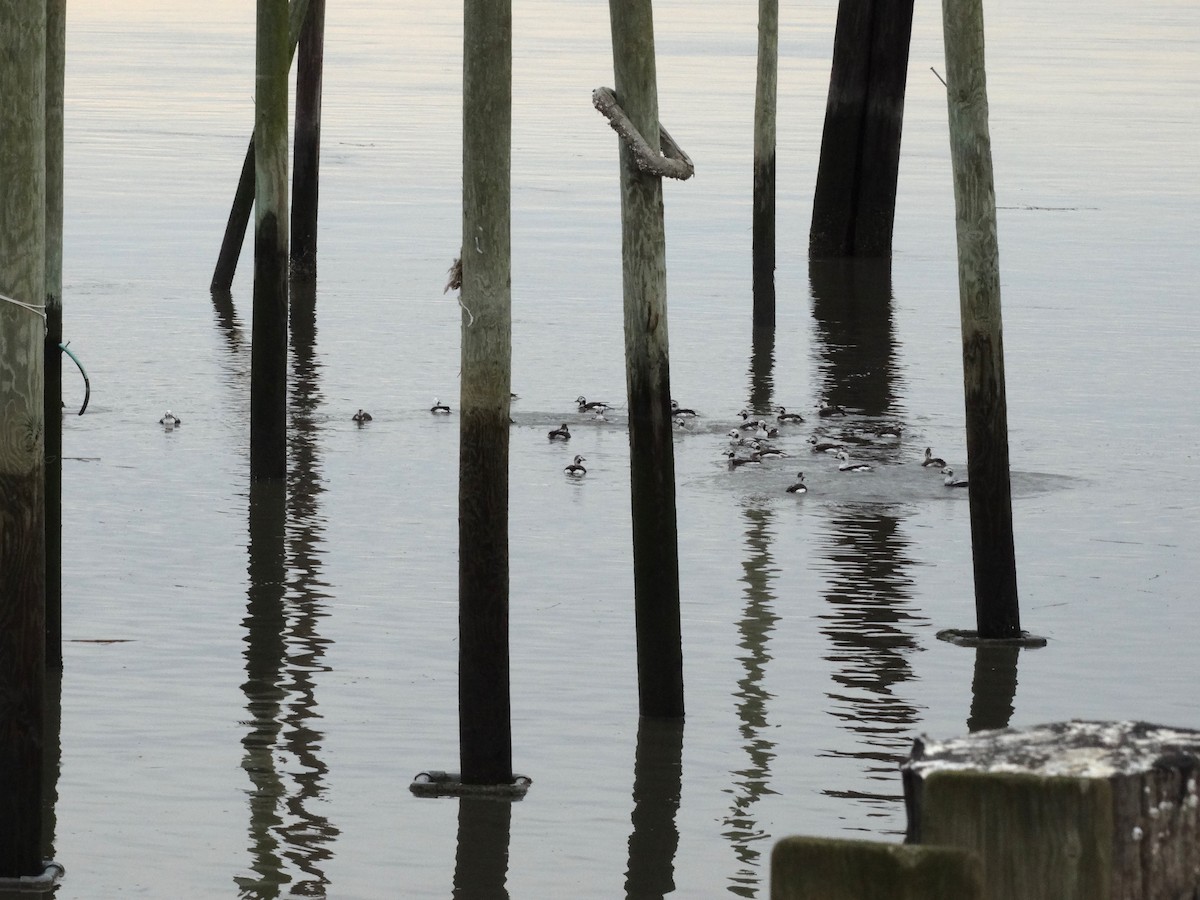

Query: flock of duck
<box><xmin>162</xmin><ymin>394</ymin><xmax>967</xmax><ymax>489</ymax></box>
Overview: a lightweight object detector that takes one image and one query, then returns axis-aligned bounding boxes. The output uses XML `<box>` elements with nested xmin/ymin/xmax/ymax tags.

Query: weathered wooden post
<box><xmin>941</xmin><ymin>0</ymin><xmax>1020</xmax><ymax>638</ymax></box>
<box><xmin>903</xmin><ymin>721</ymin><xmax>1200</xmax><ymax>900</ymax></box>
<box><xmin>752</xmin><ymin>0</ymin><xmax>778</xmax><ymax>324</ymax></box>
<box><xmin>290</xmin><ymin>0</ymin><xmax>324</xmax><ymax>278</ymax></box>
<box><xmin>211</xmin><ymin>0</ymin><xmax>311</xmax><ymax>293</ymax></box>
<box><xmin>0</xmin><ymin>0</ymin><xmax>48</xmax><ymax>877</ymax></box>
<box><xmin>458</xmin><ymin>0</ymin><xmax>514</xmax><ymax>785</ymax></box>
<box><xmin>43</xmin><ymin>0</ymin><xmax>66</xmax><ymax>663</ymax></box>
<box><xmin>809</xmin><ymin>0</ymin><xmax>915</xmax><ymax>259</ymax></box>
<box><xmin>251</xmin><ymin>0</ymin><xmax>290</xmax><ymax>482</ymax></box>
<box><xmin>604</xmin><ymin>0</ymin><xmax>688</xmax><ymax>720</ymax></box>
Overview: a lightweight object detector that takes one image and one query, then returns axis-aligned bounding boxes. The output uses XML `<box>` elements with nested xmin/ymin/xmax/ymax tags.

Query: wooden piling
<box><xmin>211</xmin><ymin>0</ymin><xmax>311</xmax><ymax>293</ymax></box>
<box><xmin>290</xmin><ymin>0</ymin><xmax>325</xmax><ymax>278</ymax></box>
<box><xmin>607</xmin><ymin>0</ymin><xmax>685</xmax><ymax>720</ymax></box>
<box><xmin>458</xmin><ymin>0</ymin><xmax>514</xmax><ymax>785</ymax></box>
<box><xmin>903</xmin><ymin>721</ymin><xmax>1200</xmax><ymax>900</ymax></box>
<box><xmin>43</xmin><ymin>0</ymin><xmax>66</xmax><ymax>664</ymax></box>
<box><xmin>809</xmin><ymin>0</ymin><xmax>915</xmax><ymax>259</ymax></box>
<box><xmin>751</xmin><ymin>0</ymin><xmax>778</xmax><ymax>325</ymax></box>
<box><xmin>251</xmin><ymin>0</ymin><xmax>291</xmax><ymax>483</ymax></box>
<box><xmin>941</xmin><ymin>0</ymin><xmax>1020</xmax><ymax>638</ymax></box>
<box><xmin>0</xmin><ymin>0</ymin><xmax>48</xmax><ymax>876</ymax></box>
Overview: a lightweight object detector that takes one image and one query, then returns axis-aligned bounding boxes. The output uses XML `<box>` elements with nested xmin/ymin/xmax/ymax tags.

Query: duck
<box><xmin>776</xmin><ymin>406</ymin><xmax>805</xmax><ymax>423</ymax></box>
<box><xmin>737</xmin><ymin>409</ymin><xmax>759</xmax><ymax>431</ymax></box>
<box><xmin>942</xmin><ymin>466</ymin><xmax>968</xmax><ymax>487</ymax></box>
<box><xmin>159</xmin><ymin>410</ymin><xmax>182</xmax><ymax>427</ymax></box>
<box><xmin>727</xmin><ymin>429</ymin><xmax>746</xmax><ymax>446</ymax></box>
<box><xmin>671</xmin><ymin>400</ymin><xmax>698</xmax><ymax>418</ymax></box>
<box><xmin>817</xmin><ymin>400</ymin><xmax>847</xmax><ymax>417</ymax></box>
<box><xmin>749</xmin><ymin>439</ymin><xmax>788</xmax><ymax>459</ymax></box>
<box><xmin>576</xmin><ymin>395</ymin><xmax>609</xmax><ymax>412</ymax></box>
<box><xmin>808</xmin><ymin>436</ymin><xmax>844</xmax><ymax>454</ymax></box>
<box><xmin>430</xmin><ymin>398</ymin><xmax>451</xmax><ymax>414</ymax></box>
<box><xmin>786</xmin><ymin>472</ymin><xmax>808</xmax><ymax>494</ymax></box>
<box><xmin>564</xmin><ymin>455</ymin><xmax>587</xmax><ymax>476</ymax></box>
<box><xmin>724</xmin><ymin>449</ymin><xmax>762</xmax><ymax>469</ymax></box>
<box><xmin>836</xmin><ymin>450</ymin><xmax>872</xmax><ymax>472</ymax></box>
<box><xmin>548</xmin><ymin>423</ymin><xmax>571</xmax><ymax>441</ymax></box>
<box><xmin>922</xmin><ymin>447</ymin><xmax>947</xmax><ymax>468</ymax></box>
<box><xmin>352</xmin><ymin>408</ymin><xmax>372</xmax><ymax>424</ymax></box>
<box><xmin>874</xmin><ymin>422</ymin><xmax>903</xmax><ymax>438</ymax></box>
<box><xmin>754</xmin><ymin>421</ymin><xmax>780</xmax><ymax>441</ymax></box>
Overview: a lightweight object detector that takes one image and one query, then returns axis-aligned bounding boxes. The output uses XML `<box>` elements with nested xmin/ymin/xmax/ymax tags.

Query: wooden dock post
<box><xmin>458</xmin><ymin>0</ymin><xmax>514</xmax><ymax>785</ymax></box>
<box><xmin>809</xmin><ymin>0</ymin><xmax>915</xmax><ymax>259</ymax></box>
<box><xmin>43</xmin><ymin>0</ymin><xmax>66</xmax><ymax>664</ymax></box>
<box><xmin>752</xmin><ymin>0</ymin><xmax>778</xmax><ymax>324</ymax></box>
<box><xmin>290</xmin><ymin>0</ymin><xmax>324</xmax><ymax>278</ymax></box>
<box><xmin>941</xmin><ymin>0</ymin><xmax>1020</xmax><ymax>638</ymax></box>
<box><xmin>211</xmin><ymin>0</ymin><xmax>311</xmax><ymax>293</ymax></box>
<box><xmin>251</xmin><ymin>0</ymin><xmax>290</xmax><ymax>482</ymax></box>
<box><xmin>0</xmin><ymin>0</ymin><xmax>48</xmax><ymax>876</ymax></box>
<box><xmin>903</xmin><ymin>720</ymin><xmax>1200</xmax><ymax>899</ymax></box>
<box><xmin>606</xmin><ymin>0</ymin><xmax>686</xmax><ymax>720</ymax></box>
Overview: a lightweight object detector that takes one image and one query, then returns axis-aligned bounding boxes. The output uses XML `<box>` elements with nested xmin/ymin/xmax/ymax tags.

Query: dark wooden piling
<box><xmin>0</xmin><ymin>0</ymin><xmax>48</xmax><ymax>877</ymax></box>
<box><xmin>941</xmin><ymin>0</ymin><xmax>1020</xmax><ymax>638</ymax></box>
<box><xmin>752</xmin><ymin>0</ymin><xmax>778</xmax><ymax>324</ymax></box>
<box><xmin>43</xmin><ymin>0</ymin><xmax>66</xmax><ymax>664</ymax></box>
<box><xmin>607</xmin><ymin>0</ymin><xmax>685</xmax><ymax>720</ymax></box>
<box><xmin>211</xmin><ymin>0</ymin><xmax>311</xmax><ymax>293</ymax></box>
<box><xmin>290</xmin><ymin>0</ymin><xmax>325</xmax><ymax>278</ymax></box>
<box><xmin>809</xmin><ymin>0</ymin><xmax>915</xmax><ymax>259</ymax></box>
<box><xmin>458</xmin><ymin>0</ymin><xmax>514</xmax><ymax>786</ymax></box>
<box><xmin>250</xmin><ymin>0</ymin><xmax>291</xmax><ymax>483</ymax></box>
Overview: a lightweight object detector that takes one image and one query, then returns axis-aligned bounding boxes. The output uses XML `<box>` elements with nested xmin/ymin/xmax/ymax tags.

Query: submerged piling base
<box><xmin>409</xmin><ymin>770</ymin><xmax>531</xmax><ymax>800</ymax></box>
<box><xmin>937</xmin><ymin>628</ymin><xmax>1046</xmax><ymax>649</ymax></box>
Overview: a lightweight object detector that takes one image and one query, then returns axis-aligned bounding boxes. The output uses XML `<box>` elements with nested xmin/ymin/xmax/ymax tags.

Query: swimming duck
<box><xmin>352</xmin><ymin>409</ymin><xmax>372</xmax><ymax>424</ymax></box>
<box><xmin>754</xmin><ymin>421</ymin><xmax>780</xmax><ymax>440</ymax></box>
<box><xmin>159</xmin><ymin>410</ymin><xmax>182</xmax><ymax>427</ymax></box>
<box><xmin>817</xmin><ymin>401</ymin><xmax>847</xmax><ymax>417</ymax></box>
<box><xmin>737</xmin><ymin>409</ymin><xmax>759</xmax><ymax>431</ymax></box>
<box><xmin>728</xmin><ymin>429</ymin><xmax>746</xmax><ymax>446</ymax></box>
<box><xmin>750</xmin><ymin>439</ymin><xmax>788</xmax><ymax>458</ymax></box>
<box><xmin>564</xmin><ymin>455</ymin><xmax>587</xmax><ymax>476</ymax></box>
<box><xmin>576</xmin><ymin>396</ymin><xmax>609</xmax><ymax>412</ymax></box>
<box><xmin>808</xmin><ymin>436</ymin><xmax>844</xmax><ymax>454</ymax></box>
<box><xmin>724</xmin><ymin>449</ymin><xmax>762</xmax><ymax>468</ymax></box>
<box><xmin>548</xmin><ymin>423</ymin><xmax>571</xmax><ymax>441</ymax></box>
<box><xmin>671</xmin><ymin>400</ymin><xmax>698</xmax><ymax>418</ymax></box>
<box><xmin>430</xmin><ymin>398</ymin><xmax>451</xmax><ymax>414</ymax></box>
<box><xmin>922</xmin><ymin>447</ymin><xmax>947</xmax><ymax>468</ymax></box>
<box><xmin>942</xmin><ymin>466</ymin><xmax>968</xmax><ymax>487</ymax></box>
<box><xmin>875</xmin><ymin>423</ymin><xmax>903</xmax><ymax>438</ymax></box>
<box><xmin>786</xmin><ymin>472</ymin><xmax>808</xmax><ymax>494</ymax></box>
<box><xmin>836</xmin><ymin>450</ymin><xmax>872</xmax><ymax>472</ymax></box>
<box><xmin>776</xmin><ymin>406</ymin><xmax>805</xmax><ymax>423</ymax></box>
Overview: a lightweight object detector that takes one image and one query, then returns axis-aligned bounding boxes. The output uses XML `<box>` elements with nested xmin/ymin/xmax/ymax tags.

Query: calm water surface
<box><xmin>49</xmin><ymin>0</ymin><xmax>1200</xmax><ymax>896</ymax></box>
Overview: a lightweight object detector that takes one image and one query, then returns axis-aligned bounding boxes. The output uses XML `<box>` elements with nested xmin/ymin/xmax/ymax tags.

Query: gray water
<box><xmin>47</xmin><ymin>0</ymin><xmax>1200</xmax><ymax>896</ymax></box>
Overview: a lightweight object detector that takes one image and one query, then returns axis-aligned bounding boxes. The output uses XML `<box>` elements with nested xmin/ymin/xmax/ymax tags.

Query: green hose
<box><xmin>59</xmin><ymin>342</ymin><xmax>90</xmax><ymax>415</ymax></box>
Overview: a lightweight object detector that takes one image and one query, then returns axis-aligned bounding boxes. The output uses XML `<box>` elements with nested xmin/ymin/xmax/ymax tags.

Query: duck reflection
<box><xmin>235</xmin><ymin>279</ymin><xmax>339</xmax><ymax>897</ymax></box>
<box><xmin>452</xmin><ymin>798</ymin><xmax>513</xmax><ymax>899</ymax></box>
<box><xmin>817</xmin><ymin>505</ymin><xmax>923</xmax><ymax>828</ymax></box>
<box><xmin>624</xmin><ymin>716</ymin><xmax>684</xmax><ymax>900</ymax></box>
<box><xmin>722</xmin><ymin>504</ymin><xmax>780</xmax><ymax>897</ymax></box>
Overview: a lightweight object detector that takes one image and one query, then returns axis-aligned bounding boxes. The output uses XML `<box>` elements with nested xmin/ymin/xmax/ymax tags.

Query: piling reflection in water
<box><xmin>624</xmin><ymin>716</ymin><xmax>684</xmax><ymax>900</ymax></box>
<box><xmin>967</xmin><ymin>644</ymin><xmax>1020</xmax><ymax>734</ymax></box>
<box><xmin>809</xmin><ymin>258</ymin><xmax>901</xmax><ymax>419</ymax></box>
<box><xmin>452</xmin><ymin>798</ymin><xmax>513</xmax><ymax>899</ymax></box>
<box><xmin>235</xmin><ymin>279</ymin><xmax>339</xmax><ymax>897</ymax></box>
<box><xmin>723</xmin><ymin>504</ymin><xmax>780</xmax><ymax>898</ymax></box>
<box><xmin>816</xmin><ymin>505</ymin><xmax>923</xmax><ymax>827</ymax></box>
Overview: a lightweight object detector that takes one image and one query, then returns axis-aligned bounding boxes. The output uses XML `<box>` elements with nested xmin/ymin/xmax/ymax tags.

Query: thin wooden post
<box><xmin>941</xmin><ymin>0</ymin><xmax>1020</xmax><ymax>638</ymax></box>
<box><xmin>43</xmin><ymin>0</ymin><xmax>66</xmax><ymax>664</ymax></box>
<box><xmin>211</xmin><ymin>0</ymin><xmax>311</xmax><ymax>293</ymax></box>
<box><xmin>607</xmin><ymin>0</ymin><xmax>685</xmax><ymax>720</ymax></box>
<box><xmin>459</xmin><ymin>0</ymin><xmax>513</xmax><ymax>785</ymax></box>
<box><xmin>0</xmin><ymin>0</ymin><xmax>48</xmax><ymax>876</ymax></box>
<box><xmin>809</xmin><ymin>0</ymin><xmax>915</xmax><ymax>259</ymax></box>
<box><xmin>251</xmin><ymin>0</ymin><xmax>290</xmax><ymax>482</ymax></box>
<box><xmin>290</xmin><ymin>0</ymin><xmax>324</xmax><ymax>278</ymax></box>
<box><xmin>751</xmin><ymin>0</ymin><xmax>778</xmax><ymax>324</ymax></box>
